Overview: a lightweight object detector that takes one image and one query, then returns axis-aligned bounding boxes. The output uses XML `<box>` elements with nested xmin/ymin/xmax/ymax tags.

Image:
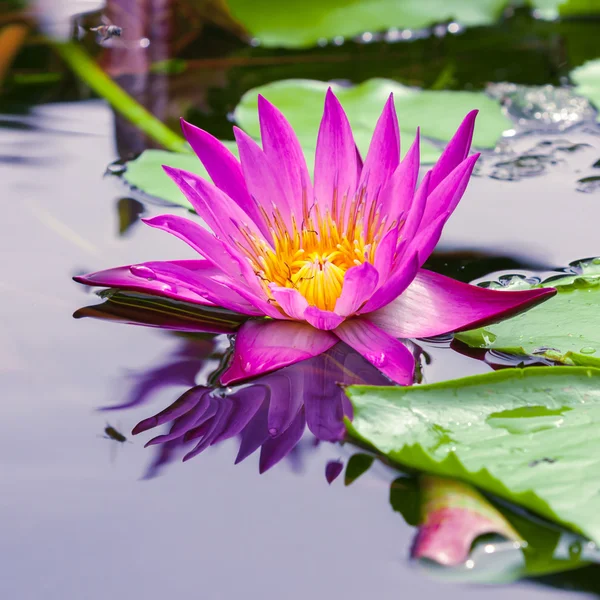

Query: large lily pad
<box><xmin>455</xmin><ymin>260</ymin><xmax>600</xmax><ymax>367</ymax></box>
<box><xmin>226</xmin><ymin>0</ymin><xmax>508</xmax><ymax>48</ymax></box>
<box><xmin>345</xmin><ymin>366</ymin><xmax>600</xmax><ymax>543</ymax></box>
<box><xmin>235</xmin><ymin>78</ymin><xmax>512</xmax><ymax>164</ymax></box>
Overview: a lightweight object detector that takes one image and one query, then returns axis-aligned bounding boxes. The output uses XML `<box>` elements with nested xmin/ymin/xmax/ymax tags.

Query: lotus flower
<box><xmin>75</xmin><ymin>90</ymin><xmax>555</xmax><ymax>384</ymax></box>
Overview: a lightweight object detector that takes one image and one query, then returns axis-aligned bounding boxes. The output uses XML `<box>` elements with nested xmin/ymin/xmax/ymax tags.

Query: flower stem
<box><xmin>53</xmin><ymin>41</ymin><xmax>188</xmax><ymax>153</ymax></box>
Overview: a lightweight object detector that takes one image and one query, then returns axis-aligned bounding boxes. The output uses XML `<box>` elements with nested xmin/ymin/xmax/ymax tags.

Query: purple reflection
<box><xmin>133</xmin><ymin>343</ymin><xmax>390</xmax><ymax>477</ymax></box>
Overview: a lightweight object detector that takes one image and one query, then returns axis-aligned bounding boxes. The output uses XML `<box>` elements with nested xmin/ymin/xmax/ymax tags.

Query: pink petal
<box><xmin>373</xmin><ymin>225</ymin><xmax>399</xmax><ymax>283</ymax></box>
<box><xmin>333</xmin><ymin>318</ymin><xmax>416</xmax><ymax>385</ymax></box>
<box><xmin>377</xmin><ymin>130</ymin><xmax>420</xmax><ymax>224</ymax></box>
<box><xmin>428</xmin><ymin>110</ymin><xmax>477</xmax><ymax>192</ymax></box>
<box><xmin>359</xmin><ymin>252</ymin><xmax>420</xmax><ymax>314</ymax></box>
<box><xmin>127</xmin><ymin>261</ymin><xmax>264</xmax><ymax>315</ymax></box>
<box><xmin>257</xmin><ymin>95</ymin><xmax>313</xmax><ymax>223</ymax></box>
<box><xmin>211</xmin><ymin>274</ymin><xmax>285</xmax><ymax>320</ymax></box>
<box><xmin>304</xmin><ymin>306</ymin><xmax>345</xmax><ymax>330</ymax></box>
<box><xmin>75</xmin><ymin>260</ymin><xmax>219</xmax><ymax>307</ymax></box>
<box><xmin>143</xmin><ymin>214</ymin><xmax>247</xmax><ymax>282</ymax></box>
<box><xmin>369</xmin><ymin>269</ymin><xmax>556</xmax><ymax>339</ymax></box>
<box><xmin>180</xmin><ymin>120</ymin><xmax>270</xmax><ymax>238</ymax></box>
<box><xmin>270</xmin><ymin>286</ymin><xmax>309</xmax><ymax>320</ymax></box>
<box><xmin>314</xmin><ymin>88</ymin><xmax>359</xmax><ymax>218</ymax></box>
<box><xmin>234</xmin><ymin>127</ymin><xmax>293</xmax><ymax>231</ymax></box>
<box><xmin>335</xmin><ymin>262</ymin><xmax>379</xmax><ymax>316</ymax></box>
<box><xmin>162</xmin><ymin>166</ymin><xmax>267</xmax><ymax>245</ymax></box>
<box><xmin>357</xmin><ymin>94</ymin><xmax>400</xmax><ymax>214</ymax></box>
<box><xmin>220</xmin><ymin>319</ymin><xmax>338</xmax><ymax>384</ymax></box>
<box><xmin>411</xmin><ymin>211</ymin><xmax>450</xmax><ymax>268</ymax></box>
<box><xmin>421</xmin><ymin>153</ymin><xmax>480</xmax><ymax>226</ymax></box>
<box><xmin>399</xmin><ymin>168</ymin><xmax>430</xmax><ymax>244</ymax></box>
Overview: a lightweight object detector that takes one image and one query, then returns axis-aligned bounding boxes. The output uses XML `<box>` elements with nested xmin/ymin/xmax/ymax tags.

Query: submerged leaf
<box><xmin>413</xmin><ymin>475</ymin><xmax>521</xmax><ymax>566</ymax></box>
<box><xmin>235</xmin><ymin>79</ymin><xmax>511</xmax><ymax>163</ymax></box>
<box><xmin>455</xmin><ymin>260</ymin><xmax>600</xmax><ymax>366</ymax></box>
<box><xmin>346</xmin><ymin>367</ymin><xmax>600</xmax><ymax>543</ymax></box>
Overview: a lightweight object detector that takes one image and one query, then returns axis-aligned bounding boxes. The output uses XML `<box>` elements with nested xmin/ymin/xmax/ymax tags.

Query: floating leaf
<box><xmin>122</xmin><ymin>147</ymin><xmax>233</xmax><ymax>210</ymax></box>
<box><xmin>226</xmin><ymin>0</ymin><xmax>508</xmax><ymax>48</ymax></box>
<box><xmin>455</xmin><ymin>260</ymin><xmax>600</xmax><ymax>367</ymax></box>
<box><xmin>235</xmin><ymin>79</ymin><xmax>511</xmax><ymax>164</ymax></box>
<box><xmin>571</xmin><ymin>59</ymin><xmax>600</xmax><ymax>121</ymax></box>
<box><xmin>346</xmin><ymin>367</ymin><xmax>600</xmax><ymax>543</ymax></box>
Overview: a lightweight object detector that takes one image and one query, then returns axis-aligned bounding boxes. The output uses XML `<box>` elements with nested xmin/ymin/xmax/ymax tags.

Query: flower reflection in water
<box><xmin>132</xmin><ymin>342</ymin><xmax>390</xmax><ymax>476</ymax></box>
<box><xmin>75</xmin><ymin>291</ymin><xmax>389</xmax><ymax>477</ymax></box>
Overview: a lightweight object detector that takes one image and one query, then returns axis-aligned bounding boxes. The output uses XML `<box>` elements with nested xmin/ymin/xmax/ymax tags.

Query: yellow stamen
<box><xmin>244</xmin><ymin>196</ymin><xmax>387</xmax><ymax>313</ymax></box>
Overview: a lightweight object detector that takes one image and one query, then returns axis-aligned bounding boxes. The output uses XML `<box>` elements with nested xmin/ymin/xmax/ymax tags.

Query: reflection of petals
<box><xmin>132</xmin><ymin>386</ymin><xmax>209</xmax><ymax>434</ymax></box>
<box><xmin>133</xmin><ymin>342</ymin><xmax>394</xmax><ymax>477</ymax></box>
<box><xmin>235</xmin><ymin>400</ymin><xmax>270</xmax><ymax>465</ymax></box>
<box><xmin>304</xmin><ymin>364</ymin><xmax>346</xmax><ymax>442</ymax></box>
<box><xmin>260</xmin><ymin>407</ymin><xmax>306</xmax><ymax>473</ymax></box>
<box><xmin>264</xmin><ymin>374</ymin><xmax>303</xmax><ymax>437</ymax></box>
<box><xmin>325</xmin><ymin>459</ymin><xmax>344</xmax><ymax>484</ymax></box>
<box><xmin>213</xmin><ymin>387</ymin><xmax>267</xmax><ymax>444</ymax></box>
<box><xmin>221</xmin><ymin>319</ymin><xmax>338</xmax><ymax>384</ymax></box>
<box><xmin>183</xmin><ymin>399</ymin><xmax>234</xmax><ymax>461</ymax></box>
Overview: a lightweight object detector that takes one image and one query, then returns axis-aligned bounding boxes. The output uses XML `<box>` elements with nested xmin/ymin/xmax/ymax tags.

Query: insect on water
<box><xmin>100</xmin><ymin>423</ymin><xmax>132</xmax><ymax>463</ymax></box>
<box><xmin>102</xmin><ymin>424</ymin><xmax>129</xmax><ymax>443</ymax></box>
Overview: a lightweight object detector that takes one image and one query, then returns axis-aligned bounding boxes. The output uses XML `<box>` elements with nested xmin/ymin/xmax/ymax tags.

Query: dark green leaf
<box><xmin>344</xmin><ymin>453</ymin><xmax>375</xmax><ymax>486</ymax></box>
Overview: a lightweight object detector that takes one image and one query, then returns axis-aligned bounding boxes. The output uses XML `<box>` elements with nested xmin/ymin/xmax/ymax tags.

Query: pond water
<box><xmin>3</xmin><ymin>4</ymin><xmax>600</xmax><ymax>600</ymax></box>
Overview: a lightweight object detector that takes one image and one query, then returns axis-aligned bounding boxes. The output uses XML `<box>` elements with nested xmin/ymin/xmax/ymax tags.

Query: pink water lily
<box><xmin>75</xmin><ymin>89</ymin><xmax>555</xmax><ymax>384</ymax></box>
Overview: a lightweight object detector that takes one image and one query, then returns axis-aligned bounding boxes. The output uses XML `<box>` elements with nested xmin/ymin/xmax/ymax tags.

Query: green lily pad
<box><xmin>345</xmin><ymin>366</ymin><xmax>600</xmax><ymax>543</ymax></box>
<box><xmin>226</xmin><ymin>0</ymin><xmax>508</xmax><ymax>48</ymax></box>
<box><xmin>571</xmin><ymin>59</ymin><xmax>600</xmax><ymax>120</ymax></box>
<box><xmin>235</xmin><ymin>78</ymin><xmax>512</xmax><ymax>164</ymax></box>
<box><xmin>455</xmin><ymin>259</ymin><xmax>600</xmax><ymax>367</ymax></box>
<box><xmin>122</xmin><ymin>146</ymin><xmax>235</xmax><ymax>210</ymax></box>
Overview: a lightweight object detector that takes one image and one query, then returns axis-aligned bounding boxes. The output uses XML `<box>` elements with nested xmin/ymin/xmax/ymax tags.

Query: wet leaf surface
<box><xmin>455</xmin><ymin>260</ymin><xmax>600</xmax><ymax>367</ymax></box>
<box><xmin>346</xmin><ymin>366</ymin><xmax>600</xmax><ymax>543</ymax></box>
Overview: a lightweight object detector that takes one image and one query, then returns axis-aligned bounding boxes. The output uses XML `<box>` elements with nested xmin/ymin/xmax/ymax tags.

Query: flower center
<box><xmin>241</xmin><ymin>192</ymin><xmax>389</xmax><ymax>312</ymax></box>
